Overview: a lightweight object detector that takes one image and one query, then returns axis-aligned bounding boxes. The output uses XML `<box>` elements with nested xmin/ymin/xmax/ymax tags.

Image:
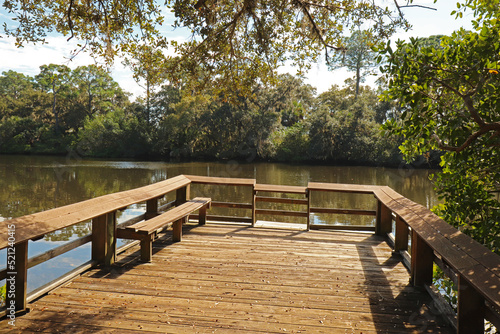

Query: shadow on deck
<box><xmin>2</xmin><ymin>223</ymin><xmax>451</xmax><ymax>333</ymax></box>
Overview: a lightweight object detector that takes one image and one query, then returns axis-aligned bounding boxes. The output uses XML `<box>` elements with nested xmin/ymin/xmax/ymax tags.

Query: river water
<box><xmin>0</xmin><ymin>155</ymin><xmax>440</xmax><ymax>292</ymax></box>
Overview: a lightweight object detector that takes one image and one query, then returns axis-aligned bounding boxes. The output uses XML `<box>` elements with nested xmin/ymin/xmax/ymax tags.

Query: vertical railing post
<box><xmin>375</xmin><ymin>200</ymin><xmax>392</xmax><ymax>236</ymax></box>
<box><xmin>146</xmin><ymin>197</ymin><xmax>159</xmax><ymax>220</ymax></box>
<box><xmin>306</xmin><ymin>189</ymin><xmax>311</xmax><ymax>231</ymax></box>
<box><xmin>410</xmin><ymin>230</ymin><xmax>433</xmax><ymax>287</ymax></box>
<box><xmin>457</xmin><ymin>274</ymin><xmax>484</xmax><ymax>334</ymax></box>
<box><xmin>252</xmin><ymin>185</ymin><xmax>256</xmax><ymax>227</ymax></box>
<box><xmin>92</xmin><ymin>211</ymin><xmax>117</xmax><ymax>266</ymax></box>
<box><xmin>175</xmin><ymin>185</ymin><xmax>190</xmax><ymax>206</ymax></box>
<box><xmin>394</xmin><ymin>216</ymin><xmax>409</xmax><ymax>252</ymax></box>
<box><xmin>6</xmin><ymin>240</ymin><xmax>28</xmax><ymax>312</ymax></box>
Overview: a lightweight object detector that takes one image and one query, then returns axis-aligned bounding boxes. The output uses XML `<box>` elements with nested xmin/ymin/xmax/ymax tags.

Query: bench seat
<box><xmin>117</xmin><ymin>197</ymin><xmax>211</xmax><ymax>262</ymax></box>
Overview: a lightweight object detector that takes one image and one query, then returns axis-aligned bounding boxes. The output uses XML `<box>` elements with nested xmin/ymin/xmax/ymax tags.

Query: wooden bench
<box><xmin>117</xmin><ymin>197</ymin><xmax>212</xmax><ymax>262</ymax></box>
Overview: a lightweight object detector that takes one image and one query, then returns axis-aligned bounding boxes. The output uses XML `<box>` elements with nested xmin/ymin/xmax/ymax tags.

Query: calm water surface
<box><xmin>0</xmin><ymin>155</ymin><xmax>440</xmax><ymax>292</ymax></box>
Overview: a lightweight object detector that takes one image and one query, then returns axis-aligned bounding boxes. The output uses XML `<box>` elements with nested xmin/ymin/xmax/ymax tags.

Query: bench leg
<box><xmin>199</xmin><ymin>205</ymin><xmax>208</xmax><ymax>225</ymax></box>
<box><xmin>173</xmin><ymin>217</ymin><xmax>186</xmax><ymax>242</ymax></box>
<box><xmin>140</xmin><ymin>234</ymin><xmax>154</xmax><ymax>262</ymax></box>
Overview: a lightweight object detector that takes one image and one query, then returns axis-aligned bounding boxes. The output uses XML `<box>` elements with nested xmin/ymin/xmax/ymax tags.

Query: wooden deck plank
<box><xmin>1</xmin><ymin>224</ymin><xmax>452</xmax><ymax>333</ymax></box>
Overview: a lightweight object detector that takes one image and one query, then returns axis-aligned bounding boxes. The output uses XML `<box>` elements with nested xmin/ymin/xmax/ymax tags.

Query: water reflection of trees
<box><xmin>0</xmin><ymin>156</ymin><xmax>169</xmax><ymax>241</ymax></box>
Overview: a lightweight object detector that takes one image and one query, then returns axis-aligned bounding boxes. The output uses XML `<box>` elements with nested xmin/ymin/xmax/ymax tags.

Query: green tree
<box><xmin>258</xmin><ymin>74</ymin><xmax>315</xmax><ymax>127</ymax></box>
<box><xmin>35</xmin><ymin>64</ymin><xmax>72</xmax><ymax>134</ymax></box>
<box><xmin>329</xmin><ymin>30</ymin><xmax>378</xmax><ymax>97</ymax></box>
<box><xmin>0</xmin><ymin>70</ymin><xmax>51</xmax><ymax>152</ymax></box>
<box><xmin>76</xmin><ymin>109</ymin><xmax>148</xmax><ymax>157</ymax></box>
<box><xmin>156</xmin><ymin>93</ymin><xmax>211</xmax><ymax>158</ymax></box>
<box><xmin>123</xmin><ymin>44</ymin><xmax>167</xmax><ymax>126</ymax></box>
<box><xmin>309</xmin><ymin>84</ymin><xmax>400</xmax><ymax>164</ymax></box>
<box><xmin>150</xmin><ymin>84</ymin><xmax>182</xmax><ymax>121</ymax></box>
<box><xmin>3</xmin><ymin>1</ymin><xmax>411</xmax><ymax>95</ymax></box>
<box><xmin>0</xmin><ymin>70</ymin><xmax>34</xmax><ymax>118</ymax></box>
<box><xmin>72</xmin><ymin>65</ymin><xmax>126</xmax><ymax>118</ymax></box>
<box><xmin>380</xmin><ymin>1</ymin><xmax>500</xmax><ymax>252</ymax></box>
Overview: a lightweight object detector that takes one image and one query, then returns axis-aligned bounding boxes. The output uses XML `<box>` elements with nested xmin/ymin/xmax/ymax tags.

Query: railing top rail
<box><xmin>185</xmin><ymin>175</ymin><xmax>256</xmax><ymax>186</ymax></box>
<box><xmin>307</xmin><ymin>182</ymin><xmax>382</xmax><ymax>194</ymax></box>
<box><xmin>0</xmin><ymin>174</ymin><xmax>191</xmax><ymax>249</ymax></box>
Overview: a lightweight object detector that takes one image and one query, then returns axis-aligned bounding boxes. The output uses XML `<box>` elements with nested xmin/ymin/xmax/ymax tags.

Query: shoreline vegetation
<box><xmin>0</xmin><ymin>67</ymin><xmax>441</xmax><ymax>169</ymax></box>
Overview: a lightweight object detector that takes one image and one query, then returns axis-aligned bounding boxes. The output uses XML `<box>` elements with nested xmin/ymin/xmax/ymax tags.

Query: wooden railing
<box><xmin>0</xmin><ymin>174</ymin><xmax>192</xmax><ymax>314</ymax></box>
<box><xmin>1</xmin><ymin>174</ymin><xmax>499</xmax><ymax>334</ymax></box>
<box><xmin>373</xmin><ymin>186</ymin><xmax>500</xmax><ymax>333</ymax></box>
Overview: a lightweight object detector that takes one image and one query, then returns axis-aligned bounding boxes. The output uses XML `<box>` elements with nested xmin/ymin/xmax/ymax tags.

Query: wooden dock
<box><xmin>1</xmin><ymin>175</ymin><xmax>499</xmax><ymax>333</ymax></box>
<box><xmin>1</xmin><ymin>223</ymin><xmax>451</xmax><ymax>333</ymax></box>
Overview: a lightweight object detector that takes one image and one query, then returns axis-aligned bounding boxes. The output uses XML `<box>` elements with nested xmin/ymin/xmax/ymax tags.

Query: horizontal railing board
<box><xmin>186</xmin><ymin>175</ymin><xmax>256</xmax><ymax>186</ymax></box>
<box><xmin>27</xmin><ymin>235</ymin><xmax>92</xmax><ymax>269</ymax></box>
<box><xmin>310</xmin><ymin>207</ymin><xmax>376</xmax><ymax>216</ymax></box>
<box><xmin>0</xmin><ymin>208</ymin><xmax>164</xmax><ymax>282</ymax></box>
<box><xmin>254</xmin><ymin>184</ymin><xmax>307</xmax><ymax>194</ymax></box>
<box><xmin>255</xmin><ymin>196</ymin><xmax>308</xmax><ymax>205</ymax></box>
<box><xmin>211</xmin><ymin>201</ymin><xmax>253</xmax><ymax>209</ymax></box>
<box><xmin>310</xmin><ymin>224</ymin><xmax>375</xmax><ymax>232</ymax></box>
<box><xmin>255</xmin><ymin>209</ymin><xmax>308</xmax><ymax>218</ymax></box>
<box><xmin>26</xmin><ymin>260</ymin><xmax>96</xmax><ymax>304</ymax></box>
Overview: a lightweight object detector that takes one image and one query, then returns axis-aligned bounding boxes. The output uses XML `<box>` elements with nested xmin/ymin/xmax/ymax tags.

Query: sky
<box><xmin>0</xmin><ymin>1</ymin><xmax>474</xmax><ymax>100</ymax></box>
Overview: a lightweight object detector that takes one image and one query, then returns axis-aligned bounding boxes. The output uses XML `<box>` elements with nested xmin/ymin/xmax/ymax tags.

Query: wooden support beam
<box><xmin>394</xmin><ymin>216</ymin><xmax>409</xmax><ymax>252</ymax></box>
<box><xmin>411</xmin><ymin>230</ymin><xmax>433</xmax><ymax>287</ymax></box>
<box><xmin>199</xmin><ymin>205</ymin><xmax>208</xmax><ymax>225</ymax></box>
<box><xmin>173</xmin><ymin>217</ymin><xmax>186</xmax><ymax>242</ymax></box>
<box><xmin>306</xmin><ymin>190</ymin><xmax>311</xmax><ymax>231</ymax></box>
<box><xmin>91</xmin><ymin>212</ymin><xmax>117</xmax><ymax>266</ymax></box>
<box><xmin>457</xmin><ymin>274</ymin><xmax>484</xmax><ymax>334</ymax></box>
<box><xmin>6</xmin><ymin>240</ymin><xmax>28</xmax><ymax>313</ymax></box>
<box><xmin>375</xmin><ymin>201</ymin><xmax>392</xmax><ymax>236</ymax></box>
<box><xmin>175</xmin><ymin>185</ymin><xmax>190</xmax><ymax>206</ymax></box>
<box><xmin>252</xmin><ymin>187</ymin><xmax>256</xmax><ymax>227</ymax></box>
<box><xmin>140</xmin><ymin>234</ymin><xmax>154</xmax><ymax>263</ymax></box>
<box><xmin>145</xmin><ymin>197</ymin><xmax>159</xmax><ymax>220</ymax></box>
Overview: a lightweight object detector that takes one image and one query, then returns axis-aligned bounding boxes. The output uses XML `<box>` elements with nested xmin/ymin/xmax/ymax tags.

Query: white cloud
<box><xmin>0</xmin><ymin>34</ymin><xmax>144</xmax><ymax>97</ymax></box>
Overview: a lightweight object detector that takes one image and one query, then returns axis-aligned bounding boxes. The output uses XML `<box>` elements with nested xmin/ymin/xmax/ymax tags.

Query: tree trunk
<box><xmin>355</xmin><ymin>65</ymin><xmax>360</xmax><ymax>99</ymax></box>
<box><xmin>52</xmin><ymin>83</ymin><xmax>60</xmax><ymax>134</ymax></box>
